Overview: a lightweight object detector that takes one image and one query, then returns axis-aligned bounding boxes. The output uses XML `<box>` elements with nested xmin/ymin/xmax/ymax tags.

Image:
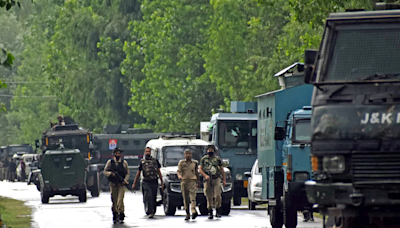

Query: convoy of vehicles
<box><xmin>304</xmin><ymin>4</ymin><xmax>400</xmax><ymax>228</ymax></box>
<box><xmin>146</xmin><ymin>134</ymin><xmax>233</xmax><ymax>216</ymax></box>
<box><xmin>207</xmin><ymin>101</ymin><xmax>258</xmax><ymax>206</ymax></box>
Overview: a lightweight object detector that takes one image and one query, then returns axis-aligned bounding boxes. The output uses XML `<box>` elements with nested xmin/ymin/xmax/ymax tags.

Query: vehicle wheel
<box><xmin>79</xmin><ymin>191</ymin><xmax>87</xmax><ymax>202</ymax></box>
<box><xmin>233</xmin><ymin>194</ymin><xmax>241</xmax><ymax>206</ymax></box>
<box><xmin>220</xmin><ymin>202</ymin><xmax>231</xmax><ymax>215</ymax></box>
<box><xmin>199</xmin><ymin>203</ymin><xmax>208</xmax><ymax>215</ymax></box>
<box><xmin>100</xmin><ymin>174</ymin><xmax>110</xmax><ymax>192</ymax></box>
<box><xmin>248</xmin><ymin>198</ymin><xmax>256</xmax><ymax>210</ymax></box>
<box><xmin>36</xmin><ymin>184</ymin><xmax>41</xmax><ymax>191</ymax></box>
<box><xmin>269</xmin><ymin>205</ymin><xmax>283</xmax><ymax>228</ymax></box>
<box><xmin>283</xmin><ymin>192</ymin><xmax>297</xmax><ymax>228</ymax></box>
<box><xmin>41</xmin><ymin>191</ymin><xmax>49</xmax><ymax>204</ymax></box>
<box><xmin>163</xmin><ymin>189</ymin><xmax>176</xmax><ymax>215</ymax></box>
<box><xmin>90</xmin><ymin>173</ymin><xmax>100</xmax><ymax>197</ymax></box>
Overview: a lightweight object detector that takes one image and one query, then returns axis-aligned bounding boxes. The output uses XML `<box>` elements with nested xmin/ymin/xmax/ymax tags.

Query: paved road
<box><xmin>0</xmin><ymin>181</ymin><xmax>322</xmax><ymax>228</ymax></box>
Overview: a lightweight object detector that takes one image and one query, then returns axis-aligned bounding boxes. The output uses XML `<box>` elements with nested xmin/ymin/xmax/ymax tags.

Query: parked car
<box><xmin>245</xmin><ymin>159</ymin><xmax>267</xmax><ymax>210</ymax></box>
<box><xmin>17</xmin><ymin>154</ymin><xmax>38</xmax><ymax>181</ymax></box>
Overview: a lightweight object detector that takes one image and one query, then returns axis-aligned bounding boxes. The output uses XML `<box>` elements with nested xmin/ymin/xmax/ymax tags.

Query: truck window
<box><xmin>6</xmin><ymin>146</ymin><xmax>33</xmax><ymax>156</ymax></box>
<box><xmin>217</xmin><ymin>120</ymin><xmax>257</xmax><ymax>149</ymax></box>
<box><xmin>48</xmin><ymin>135</ymin><xmax>89</xmax><ymax>152</ymax></box>
<box><xmin>318</xmin><ymin>24</ymin><xmax>400</xmax><ymax>83</ymax></box>
<box><xmin>293</xmin><ymin>119</ymin><xmax>311</xmax><ymax>143</ymax></box>
<box><xmin>162</xmin><ymin>146</ymin><xmax>204</xmax><ymax>167</ymax></box>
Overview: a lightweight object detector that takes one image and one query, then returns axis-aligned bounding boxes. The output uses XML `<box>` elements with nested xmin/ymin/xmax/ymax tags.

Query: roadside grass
<box><xmin>0</xmin><ymin>197</ymin><xmax>31</xmax><ymax>228</ymax></box>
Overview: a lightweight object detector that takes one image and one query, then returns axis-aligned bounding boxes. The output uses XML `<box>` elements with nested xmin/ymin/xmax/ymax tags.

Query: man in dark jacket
<box><xmin>8</xmin><ymin>158</ymin><xmax>16</xmax><ymax>182</ymax></box>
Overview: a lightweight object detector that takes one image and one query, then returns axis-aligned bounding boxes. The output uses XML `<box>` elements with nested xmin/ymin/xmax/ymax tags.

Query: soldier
<box><xmin>0</xmin><ymin>159</ymin><xmax>3</xmax><ymax>181</ymax></box>
<box><xmin>199</xmin><ymin>145</ymin><xmax>226</xmax><ymax>219</ymax></box>
<box><xmin>3</xmin><ymin>158</ymin><xmax>9</xmax><ymax>181</ymax></box>
<box><xmin>132</xmin><ymin>147</ymin><xmax>163</xmax><ymax>219</ymax></box>
<box><xmin>177</xmin><ymin>149</ymin><xmax>200</xmax><ymax>221</ymax></box>
<box><xmin>103</xmin><ymin>148</ymin><xmax>130</xmax><ymax>224</ymax></box>
<box><xmin>57</xmin><ymin>115</ymin><xmax>65</xmax><ymax>126</ymax></box>
<box><xmin>8</xmin><ymin>158</ymin><xmax>16</xmax><ymax>182</ymax></box>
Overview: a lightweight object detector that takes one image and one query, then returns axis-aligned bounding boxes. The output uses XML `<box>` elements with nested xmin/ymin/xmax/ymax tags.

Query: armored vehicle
<box><xmin>207</xmin><ymin>101</ymin><xmax>257</xmax><ymax>206</ymax></box>
<box><xmin>34</xmin><ymin>121</ymin><xmax>101</xmax><ymax>200</ymax></box>
<box><xmin>2</xmin><ymin>144</ymin><xmax>34</xmax><ymax>160</ymax></box>
<box><xmin>304</xmin><ymin>4</ymin><xmax>400</xmax><ymax>228</ymax></box>
<box><xmin>255</xmin><ymin>63</ymin><xmax>313</xmax><ymax>228</ymax></box>
<box><xmin>146</xmin><ymin>134</ymin><xmax>233</xmax><ymax>216</ymax></box>
<box><xmin>39</xmin><ymin>148</ymin><xmax>87</xmax><ymax>203</ymax></box>
<box><xmin>92</xmin><ymin>124</ymin><xmax>161</xmax><ymax>191</ymax></box>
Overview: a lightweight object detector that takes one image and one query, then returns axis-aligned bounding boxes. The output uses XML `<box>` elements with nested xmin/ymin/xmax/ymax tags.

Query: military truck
<box><xmin>92</xmin><ymin>124</ymin><xmax>162</xmax><ymax>191</ymax></box>
<box><xmin>146</xmin><ymin>134</ymin><xmax>233</xmax><ymax>216</ymax></box>
<box><xmin>2</xmin><ymin>144</ymin><xmax>34</xmax><ymax>160</ymax></box>
<box><xmin>255</xmin><ymin>63</ymin><xmax>313</xmax><ymax>228</ymax></box>
<box><xmin>303</xmin><ymin>4</ymin><xmax>400</xmax><ymax>228</ymax></box>
<box><xmin>34</xmin><ymin>122</ymin><xmax>101</xmax><ymax>200</ymax></box>
<box><xmin>207</xmin><ymin>101</ymin><xmax>257</xmax><ymax>206</ymax></box>
<box><xmin>39</xmin><ymin>148</ymin><xmax>88</xmax><ymax>203</ymax></box>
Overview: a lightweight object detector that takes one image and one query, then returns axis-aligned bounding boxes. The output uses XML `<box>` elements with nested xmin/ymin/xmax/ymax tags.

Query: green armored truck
<box><xmin>40</xmin><ymin>148</ymin><xmax>87</xmax><ymax>203</ymax></box>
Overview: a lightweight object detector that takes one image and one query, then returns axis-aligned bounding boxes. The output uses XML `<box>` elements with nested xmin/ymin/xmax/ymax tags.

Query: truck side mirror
<box><xmin>274</xmin><ymin>126</ymin><xmax>286</xmax><ymax>141</ymax></box>
<box><xmin>35</xmin><ymin>139</ymin><xmax>40</xmax><ymax>149</ymax></box>
<box><xmin>304</xmin><ymin>49</ymin><xmax>318</xmax><ymax>84</ymax></box>
<box><xmin>208</xmin><ymin>133</ymin><xmax>212</xmax><ymax>142</ymax></box>
<box><xmin>244</xmin><ymin>171</ymin><xmax>251</xmax><ymax>178</ymax></box>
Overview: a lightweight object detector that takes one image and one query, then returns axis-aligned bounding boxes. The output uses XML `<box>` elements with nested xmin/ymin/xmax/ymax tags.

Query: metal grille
<box><xmin>352</xmin><ymin>151</ymin><xmax>400</xmax><ymax>183</ymax></box>
<box><xmin>324</xmin><ymin>24</ymin><xmax>400</xmax><ymax>82</ymax></box>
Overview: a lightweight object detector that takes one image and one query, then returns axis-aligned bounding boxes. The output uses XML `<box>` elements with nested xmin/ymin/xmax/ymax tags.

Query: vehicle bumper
<box><xmin>251</xmin><ymin>187</ymin><xmax>267</xmax><ymax>203</ymax></box>
<box><xmin>233</xmin><ymin>181</ymin><xmax>248</xmax><ymax>197</ymax></box>
<box><xmin>43</xmin><ymin>186</ymin><xmax>86</xmax><ymax>197</ymax></box>
<box><xmin>305</xmin><ymin>181</ymin><xmax>400</xmax><ymax>207</ymax></box>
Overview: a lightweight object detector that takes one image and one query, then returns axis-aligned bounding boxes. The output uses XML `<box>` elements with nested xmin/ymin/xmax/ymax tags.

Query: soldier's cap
<box><xmin>206</xmin><ymin>145</ymin><xmax>217</xmax><ymax>151</ymax></box>
<box><xmin>113</xmin><ymin>147</ymin><xmax>123</xmax><ymax>153</ymax></box>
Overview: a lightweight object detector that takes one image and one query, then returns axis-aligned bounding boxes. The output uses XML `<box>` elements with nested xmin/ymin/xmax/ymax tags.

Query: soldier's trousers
<box><xmin>0</xmin><ymin>168</ymin><xmax>4</xmax><ymax>180</ymax></box>
<box><xmin>142</xmin><ymin>181</ymin><xmax>158</xmax><ymax>215</ymax></box>
<box><xmin>204</xmin><ymin>178</ymin><xmax>221</xmax><ymax>209</ymax></box>
<box><xmin>181</xmin><ymin>180</ymin><xmax>197</xmax><ymax>214</ymax></box>
<box><xmin>110</xmin><ymin>184</ymin><xmax>125</xmax><ymax>213</ymax></box>
<box><xmin>8</xmin><ymin>171</ymin><xmax>15</xmax><ymax>182</ymax></box>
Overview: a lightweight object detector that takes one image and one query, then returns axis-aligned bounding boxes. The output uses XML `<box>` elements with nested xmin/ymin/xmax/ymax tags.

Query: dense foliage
<box><xmin>0</xmin><ymin>0</ymin><xmax>378</xmax><ymax>145</ymax></box>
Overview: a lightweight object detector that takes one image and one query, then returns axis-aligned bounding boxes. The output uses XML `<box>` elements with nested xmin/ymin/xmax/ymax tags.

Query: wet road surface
<box><xmin>0</xmin><ymin>181</ymin><xmax>322</xmax><ymax>228</ymax></box>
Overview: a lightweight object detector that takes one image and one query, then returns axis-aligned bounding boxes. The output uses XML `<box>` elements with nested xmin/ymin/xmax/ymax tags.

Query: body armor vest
<box><xmin>142</xmin><ymin>158</ymin><xmax>158</xmax><ymax>180</ymax></box>
<box><xmin>108</xmin><ymin>159</ymin><xmax>126</xmax><ymax>183</ymax></box>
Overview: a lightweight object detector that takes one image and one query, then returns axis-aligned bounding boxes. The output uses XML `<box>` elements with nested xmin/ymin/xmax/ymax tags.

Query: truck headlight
<box><xmin>323</xmin><ymin>155</ymin><xmax>345</xmax><ymax>173</ymax></box>
<box><xmin>294</xmin><ymin>172</ymin><xmax>310</xmax><ymax>182</ymax></box>
<box><xmin>254</xmin><ymin>182</ymin><xmax>262</xmax><ymax>187</ymax></box>
<box><xmin>167</xmin><ymin>173</ymin><xmax>179</xmax><ymax>181</ymax></box>
<box><xmin>236</xmin><ymin>174</ymin><xmax>243</xmax><ymax>180</ymax></box>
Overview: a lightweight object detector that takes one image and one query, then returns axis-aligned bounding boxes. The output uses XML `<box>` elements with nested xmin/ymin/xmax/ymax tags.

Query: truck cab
<box><xmin>208</xmin><ymin>102</ymin><xmax>257</xmax><ymax>206</ymax></box>
<box><xmin>146</xmin><ymin>134</ymin><xmax>233</xmax><ymax>216</ymax></box>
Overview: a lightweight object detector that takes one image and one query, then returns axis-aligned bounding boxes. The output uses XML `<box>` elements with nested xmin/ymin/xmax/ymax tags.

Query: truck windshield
<box><xmin>47</xmin><ymin>135</ymin><xmax>89</xmax><ymax>152</ymax></box>
<box><xmin>293</xmin><ymin>119</ymin><xmax>311</xmax><ymax>143</ymax></box>
<box><xmin>6</xmin><ymin>146</ymin><xmax>33</xmax><ymax>156</ymax></box>
<box><xmin>217</xmin><ymin>120</ymin><xmax>257</xmax><ymax>149</ymax></box>
<box><xmin>319</xmin><ymin>23</ymin><xmax>400</xmax><ymax>83</ymax></box>
<box><xmin>162</xmin><ymin>146</ymin><xmax>204</xmax><ymax>167</ymax></box>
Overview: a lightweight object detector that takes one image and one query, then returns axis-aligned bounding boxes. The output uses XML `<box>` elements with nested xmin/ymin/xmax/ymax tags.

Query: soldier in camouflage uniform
<box><xmin>132</xmin><ymin>147</ymin><xmax>163</xmax><ymax>218</ymax></box>
<box><xmin>199</xmin><ymin>145</ymin><xmax>226</xmax><ymax>219</ymax></box>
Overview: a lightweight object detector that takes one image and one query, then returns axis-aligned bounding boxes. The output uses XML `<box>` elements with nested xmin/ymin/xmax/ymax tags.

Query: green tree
<box><xmin>122</xmin><ymin>0</ymin><xmax>224</xmax><ymax>132</ymax></box>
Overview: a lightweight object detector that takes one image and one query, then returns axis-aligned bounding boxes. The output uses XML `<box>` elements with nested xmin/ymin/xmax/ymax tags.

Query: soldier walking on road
<box><xmin>177</xmin><ymin>149</ymin><xmax>200</xmax><ymax>221</ymax></box>
<box><xmin>199</xmin><ymin>145</ymin><xmax>226</xmax><ymax>219</ymax></box>
<box><xmin>8</xmin><ymin>158</ymin><xmax>16</xmax><ymax>182</ymax></box>
<box><xmin>103</xmin><ymin>148</ymin><xmax>130</xmax><ymax>224</ymax></box>
<box><xmin>132</xmin><ymin>147</ymin><xmax>163</xmax><ymax>219</ymax></box>
<box><xmin>3</xmin><ymin>158</ymin><xmax>9</xmax><ymax>181</ymax></box>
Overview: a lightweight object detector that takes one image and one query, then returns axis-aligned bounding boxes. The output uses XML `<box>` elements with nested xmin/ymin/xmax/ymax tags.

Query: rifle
<box><xmin>110</xmin><ymin>171</ymin><xmax>135</xmax><ymax>193</ymax></box>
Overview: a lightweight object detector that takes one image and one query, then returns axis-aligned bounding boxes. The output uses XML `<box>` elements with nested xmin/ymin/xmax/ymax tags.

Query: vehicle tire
<box><xmin>248</xmin><ymin>198</ymin><xmax>256</xmax><ymax>210</ymax></box>
<box><xmin>220</xmin><ymin>202</ymin><xmax>231</xmax><ymax>215</ymax></box>
<box><xmin>36</xmin><ymin>184</ymin><xmax>41</xmax><ymax>191</ymax></box>
<box><xmin>90</xmin><ymin>172</ymin><xmax>100</xmax><ymax>197</ymax></box>
<box><xmin>283</xmin><ymin>192</ymin><xmax>297</xmax><ymax>228</ymax></box>
<box><xmin>163</xmin><ymin>189</ymin><xmax>176</xmax><ymax>215</ymax></box>
<box><xmin>233</xmin><ymin>194</ymin><xmax>241</xmax><ymax>206</ymax></box>
<box><xmin>100</xmin><ymin>174</ymin><xmax>110</xmax><ymax>192</ymax></box>
<box><xmin>199</xmin><ymin>203</ymin><xmax>208</xmax><ymax>215</ymax></box>
<box><xmin>269</xmin><ymin>205</ymin><xmax>283</xmax><ymax>228</ymax></box>
<box><xmin>41</xmin><ymin>191</ymin><xmax>49</xmax><ymax>204</ymax></box>
<box><xmin>79</xmin><ymin>191</ymin><xmax>87</xmax><ymax>203</ymax></box>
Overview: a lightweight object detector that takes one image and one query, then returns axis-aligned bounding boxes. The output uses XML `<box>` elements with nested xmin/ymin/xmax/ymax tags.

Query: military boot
<box><xmin>113</xmin><ymin>212</ymin><xmax>119</xmax><ymax>224</ymax></box>
<box><xmin>208</xmin><ymin>209</ymin><xmax>213</xmax><ymax>219</ymax></box>
<box><xmin>185</xmin><ymin>209</ymin><xmax>190</xmax><ymax>221</ymax></box>
<box><xmin>119</xmin><ymin>212</ymin><xmax>125</xmax><ymax>223</ymax></box>
<box><xmin>216</xmin><ymin>208</ymin><xmax>221</xmax><ymax>218</ymax></box>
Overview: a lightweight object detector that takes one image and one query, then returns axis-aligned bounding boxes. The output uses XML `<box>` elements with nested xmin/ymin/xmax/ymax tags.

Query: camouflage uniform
<box><xmin>177</xmin><ymin>159</ymin><xmax>199</xmax><ymax>215</ymax></box>
<box><xmin>199</xmin><ymin>155</ymin><xmax>223</xmax><ymax>210</ymax></box>
<box><xmin>139</xmin><ymin>157</ymin><xmax>161</xmax><ymax>215</ymax></box>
